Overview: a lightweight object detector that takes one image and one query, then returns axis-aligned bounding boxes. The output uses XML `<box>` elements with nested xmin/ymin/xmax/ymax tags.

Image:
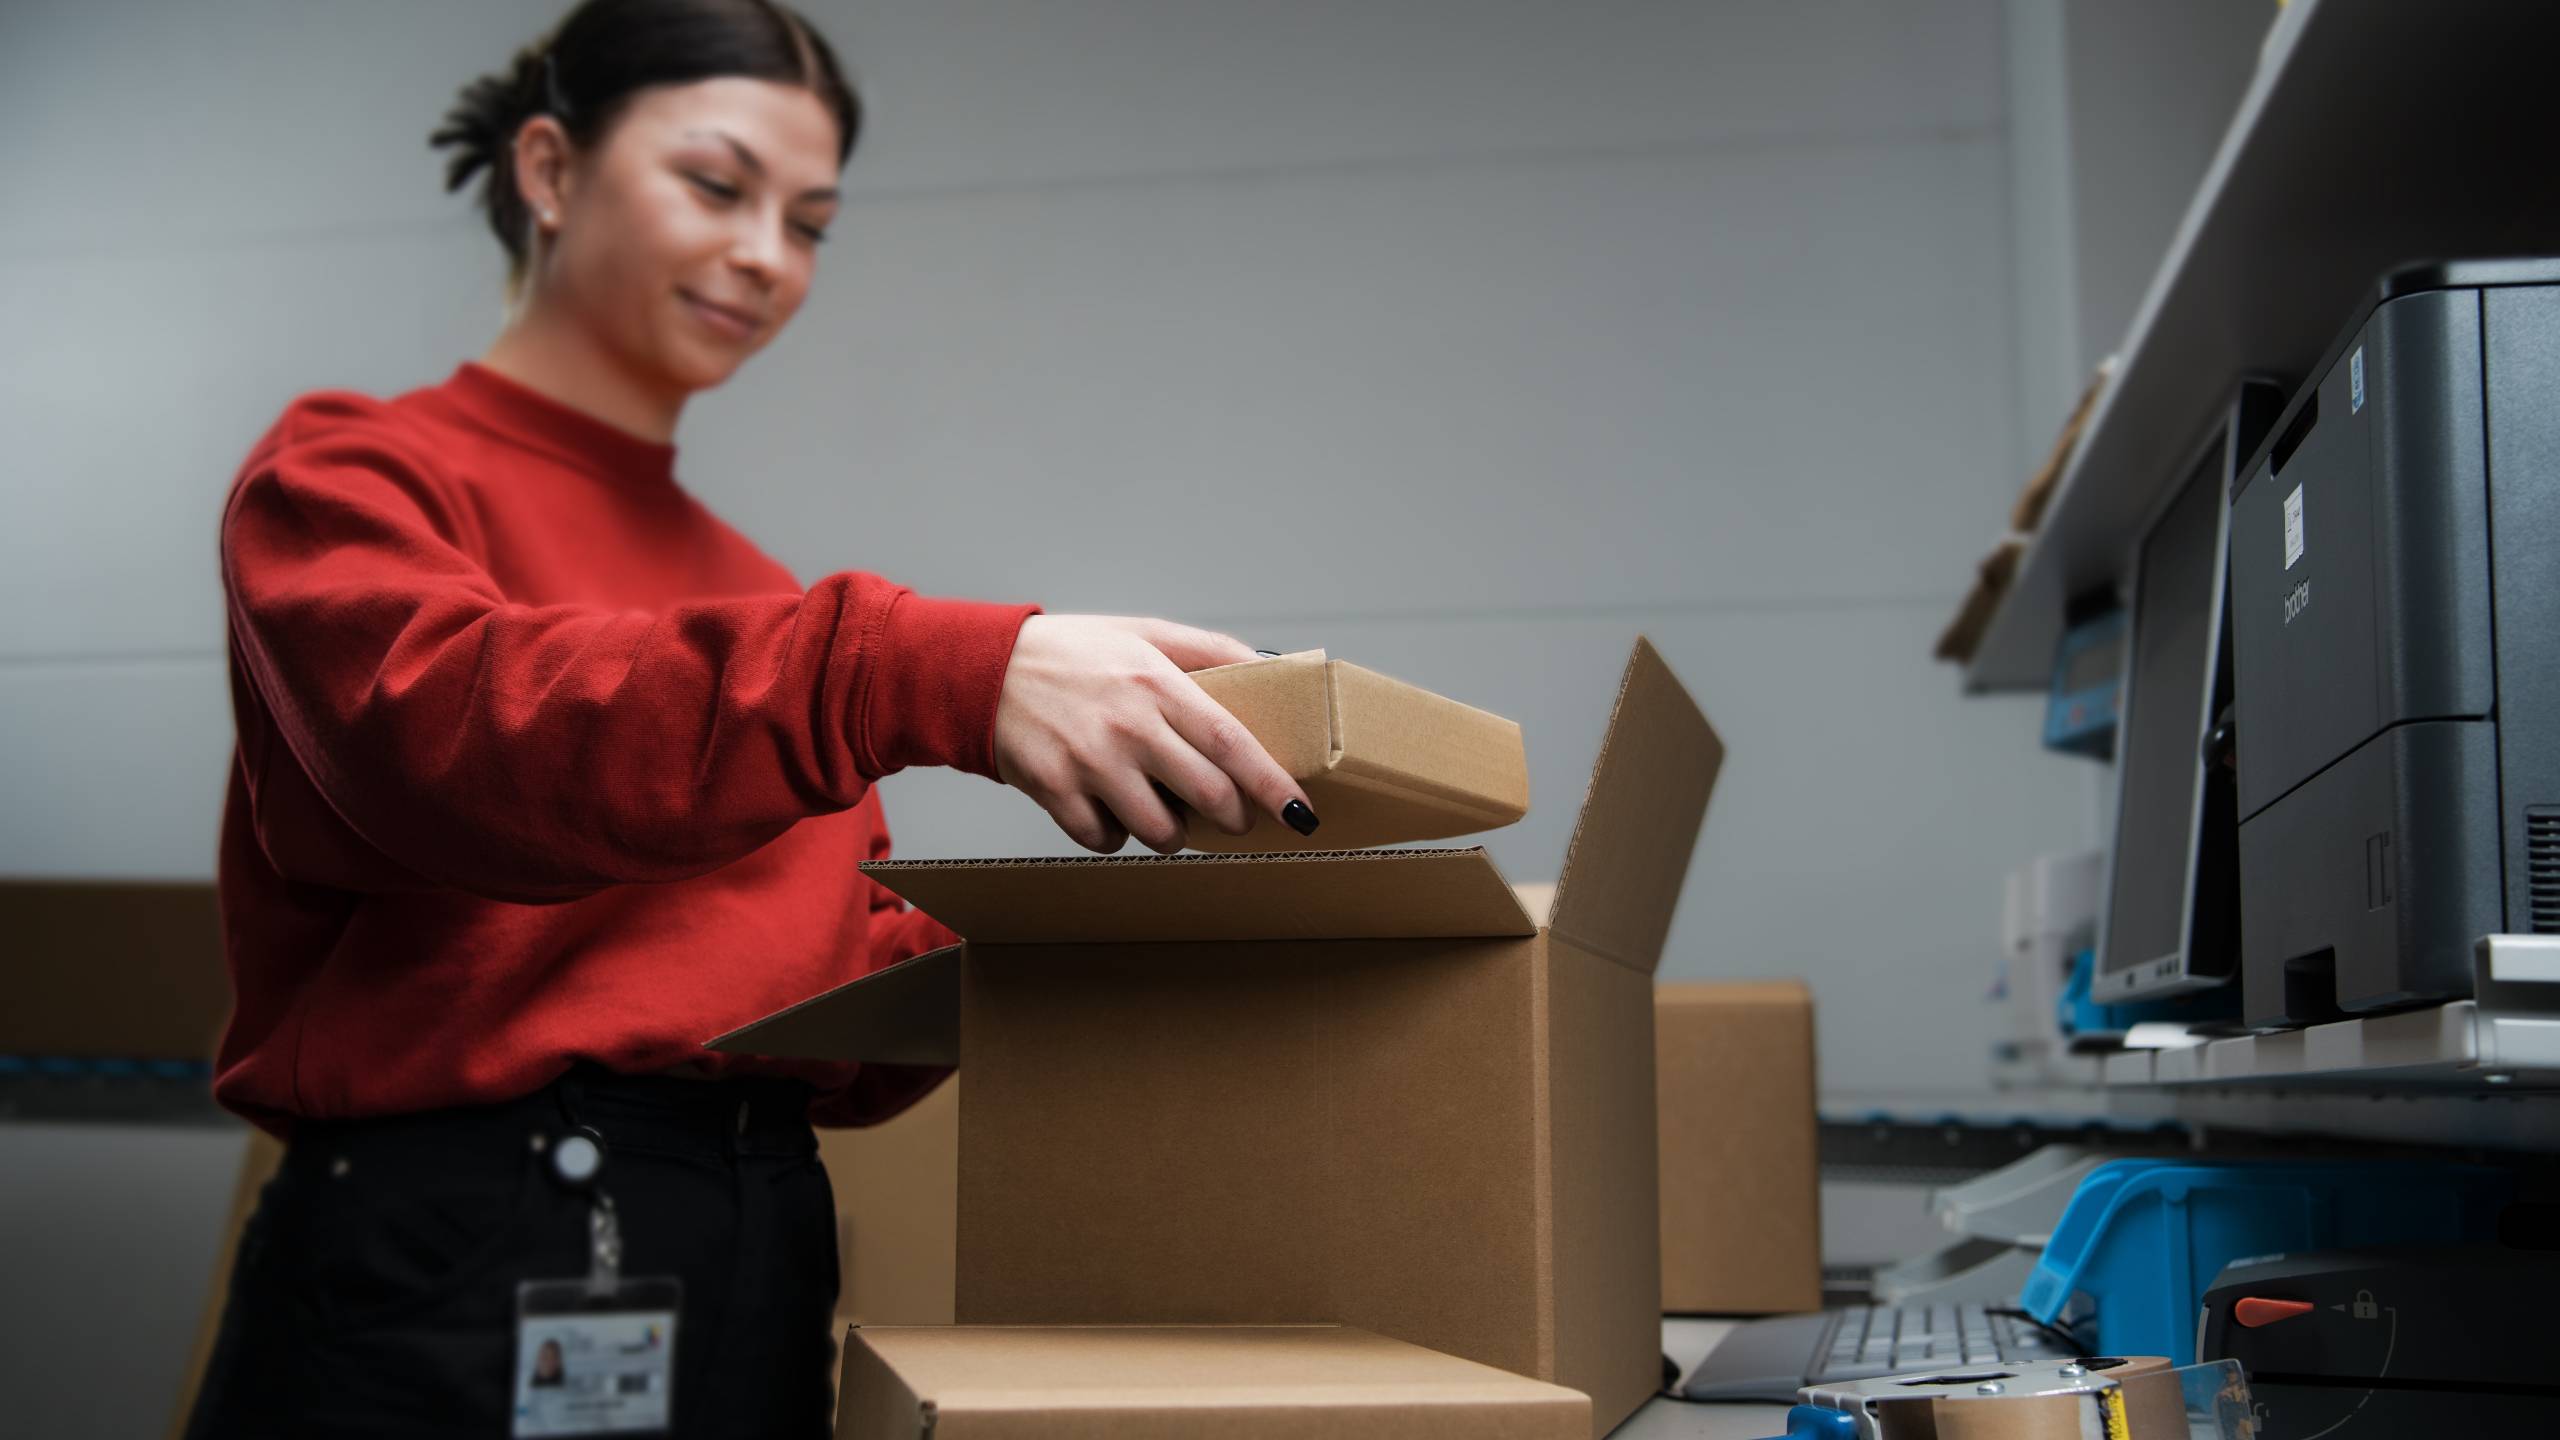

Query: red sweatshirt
<box><xmin>213</xmin><ymin>362</ymin><xmax>1036</xmax><ymax>1136</ymax></box>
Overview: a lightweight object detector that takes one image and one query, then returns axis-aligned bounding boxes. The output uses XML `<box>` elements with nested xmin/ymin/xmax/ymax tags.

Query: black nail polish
<box><xmin>1282</xmin><ymin>799</ymin><xmax>1320</xmax><ymax>836</ymax></box>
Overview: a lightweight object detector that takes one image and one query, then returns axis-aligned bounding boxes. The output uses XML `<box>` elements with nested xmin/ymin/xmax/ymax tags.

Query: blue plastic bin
<box><xmin>2021</xmin><ymin>1158</ymin><xmax>2511</xmax><ymax>1363</ymax></box>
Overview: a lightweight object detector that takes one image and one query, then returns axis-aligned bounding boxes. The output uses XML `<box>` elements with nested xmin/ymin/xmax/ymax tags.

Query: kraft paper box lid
<box><xmin>836</xmin><ymin>1325</ymin><xmax>1592</xmax><ymax>1440</ymax></box>
<box><xmin>1185</xmin><ymin>650</ymin><xmax>1528</xmax><ymax>852</ymax></box>
<box><xmin>711</xmin><ymin>638</ymin><xmax>1723</xmax><ymax>1068</ymax></box>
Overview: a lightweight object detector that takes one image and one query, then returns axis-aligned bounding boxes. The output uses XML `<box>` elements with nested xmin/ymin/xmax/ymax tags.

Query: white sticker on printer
<box><xmin>2284</xmin><ymin>483</ymin><xmax>2305</xmax><ymax>570</ymax></box>
<box><xmin>2350</xmin><ymin>345</ymin><xmax>2365</xmax><ymax>413</ymax></box>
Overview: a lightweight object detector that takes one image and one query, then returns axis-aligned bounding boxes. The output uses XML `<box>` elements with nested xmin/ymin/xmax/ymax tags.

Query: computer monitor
<box><xmin>2092</xmin><ymin>410</ymin><xmax>2250</xmax><ymax>1003</ymax></box>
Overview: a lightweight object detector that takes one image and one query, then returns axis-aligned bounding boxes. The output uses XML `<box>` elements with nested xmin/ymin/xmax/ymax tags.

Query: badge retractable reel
<box><xmin>511</xmin><ymin>1127</ymin><xmax>683</xmax><ymax>1438</ymax></box>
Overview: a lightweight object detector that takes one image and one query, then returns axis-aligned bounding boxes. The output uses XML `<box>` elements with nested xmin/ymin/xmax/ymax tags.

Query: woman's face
<box><xmin>535</xmin><ymin>77</ymin><xmax>842</xmax><ymax>394</ymax></box>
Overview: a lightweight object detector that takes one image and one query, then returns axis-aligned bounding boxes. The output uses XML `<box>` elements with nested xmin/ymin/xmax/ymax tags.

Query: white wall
<box><xmin>2</xmin><ymin>0</ymin><xmax>2089</xmax><ymax>1095</ymax></box>
<box><xmin>1</xmin><ymin>7</ymin><xmax>2133</xmax><ymax>1430</ymax></box>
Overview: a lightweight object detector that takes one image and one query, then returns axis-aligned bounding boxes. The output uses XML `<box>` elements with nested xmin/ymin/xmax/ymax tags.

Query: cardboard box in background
<box><xmin>1656</xmin><ymin>981</ymin><xmax>1822</xmax><ymax>1314</ymax></box>
<box><xmin>817</xmin><ymin>1075</ymin><xmax>960</xmax><ymax>1326</ymax></box>
<box><xmin>166</xmin><ymin>1128</ymin><xmax>285</xmax><ymax>1440</ymax></box>
<box><xmin>836</xmin><ymin>1325</ymin><xmax>1591</xmax><ymax>1440</ymax></box>
<box><xmin>2</xmin><ymin>879</ymin><xmax>229</xmax><ymax>1059</ymax></box>
<box><xmin>719</xmin><ymin>639</ymin><xmax>1722</xmax><ymax>1437</ymax></box>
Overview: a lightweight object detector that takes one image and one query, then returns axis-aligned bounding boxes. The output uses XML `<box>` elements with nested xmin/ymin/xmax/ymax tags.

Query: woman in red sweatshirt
<box><xmin>186</xmin><ymin>3</ymin><xmax>1318</xmax><ymax>1435</ymax></box>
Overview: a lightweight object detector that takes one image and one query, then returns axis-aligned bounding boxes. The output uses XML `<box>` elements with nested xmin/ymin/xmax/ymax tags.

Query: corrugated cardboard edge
<box><xmin>1525</xmin><ymin>936</ymin><xmax>1559</xmax><ymax>1390</ymax></box>
<box><xmin>1546</xmin><ymin>638</ymin><xmax>1722</xmax><ymax>974</ymax></box>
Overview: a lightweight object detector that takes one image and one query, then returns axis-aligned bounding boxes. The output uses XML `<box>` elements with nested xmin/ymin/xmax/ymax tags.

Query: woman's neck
<box><xmin>479</xmin><ymin>303</ymin><xmax>685</xmax><ymax>444</ymax></box>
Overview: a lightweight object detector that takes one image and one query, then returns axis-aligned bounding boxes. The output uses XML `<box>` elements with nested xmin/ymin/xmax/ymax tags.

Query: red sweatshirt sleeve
<box><xmin>221</xmin><ymin>396</ymin><xmax>1037</xmax><ymax>903</ymax></box>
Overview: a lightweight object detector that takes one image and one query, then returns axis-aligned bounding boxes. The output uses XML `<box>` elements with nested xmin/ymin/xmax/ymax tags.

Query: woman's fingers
<box><xmin>1142</xmin><ymin>723</ymin><xmax>1252</xmax><ymax>835</ymax></box>
<box><xmin>1091</xmin><ymin>769</ymin><xmax>1188</xmax><ymax>854</ymax></box>
<box><xmin>1157</xmin><ymin>675</ymin><xmax>1317</xmax><ymax>835</ymax></box>
<box><xmin>1119</xmin><ymin>617</ymin><xmax>1260</xmax><ymax>673</ymax></box>
<box><xmin>990</xmin><ymin>613</ymin><xmax>1319</xmax><ymax>853</ymax></box>
<box><xmin>1036</xmin><ymin>785</ymin><xmax>1128</xmax><ymax>855</ymax></box>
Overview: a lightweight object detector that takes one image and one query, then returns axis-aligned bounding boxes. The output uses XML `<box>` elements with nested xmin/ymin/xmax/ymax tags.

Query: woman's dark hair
<box><xmin>430</xmin><ymin>0</ymin><xmax>860</xmax><ymax>283</ymax></box>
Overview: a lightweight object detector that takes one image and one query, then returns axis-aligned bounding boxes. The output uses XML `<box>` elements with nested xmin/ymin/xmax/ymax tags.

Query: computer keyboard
<box><xmin>1679</xmin><ymin>1303</ymin><xmax>2079</xmax><ymax>1403</ymax></box>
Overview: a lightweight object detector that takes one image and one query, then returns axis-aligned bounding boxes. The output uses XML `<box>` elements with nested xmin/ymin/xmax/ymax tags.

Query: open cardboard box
<box><xmin>836</xmin><ymin>1324</ymin><xmax>1591</xmax><ymax>1439</ymax></box>
<box><xmin>721</xmin><ymin>639</ymin><xmax>1720</xmax><ymax>1436</ymax></box>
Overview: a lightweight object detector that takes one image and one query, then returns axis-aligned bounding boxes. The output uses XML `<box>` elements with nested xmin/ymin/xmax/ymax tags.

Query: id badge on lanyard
<box><xmin>512</xmin><ymin>1131</ymin><xmax>682</xmax><ymax>1437</ymax></box>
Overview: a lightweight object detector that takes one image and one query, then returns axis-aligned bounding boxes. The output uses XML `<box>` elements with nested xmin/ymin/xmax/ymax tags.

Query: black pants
<box><xmin>185</xmin><ymin>1067</ymin><xmax>839</xmax><ymax>1438</ymax></box>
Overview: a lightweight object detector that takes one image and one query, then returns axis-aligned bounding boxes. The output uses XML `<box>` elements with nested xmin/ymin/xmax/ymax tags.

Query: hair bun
<box><xmin>428</xmin><ymin>43</ymin><xmax>551</xmax><ymax>195</ymax></box>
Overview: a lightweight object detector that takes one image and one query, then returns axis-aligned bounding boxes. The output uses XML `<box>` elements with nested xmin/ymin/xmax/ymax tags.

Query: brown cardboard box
<box><xmin>1655</xmin><ymin>982</ymin><xmax>1821</xmax><ymax>1314</ymax></box>
<box><xmin>811</xmin><ymin>981</ymin><xmax>1827</xmax><ymax>1330</ymax></box>
<box><xmin>1187</xmin><ymin>650</ymin><xmax>1530</xmax><ymax>852</ymax></box>
<box><xmin>2</xmin><ymin>878</ymin><xmax>229</xmax><ymax>1058</ymax></box>
<box><xmin>719</xmin><ymin>639</ymin><xmax>1721</xmax><ymax>1437</ymax></box>
<box><xmin>818</xmin><ymin>1075</ymin><xmax>961</xmax><ymax>1325</ymax></box>
<box><xmin>836</xmin><ymin>1325</ymin><xmax>1591</xmax><ymax>1439</ymax></box>
<box><xmin>167</xmin><ymin>1128</ymin><xmax>285</xmax><ymax>1439</ymax></box>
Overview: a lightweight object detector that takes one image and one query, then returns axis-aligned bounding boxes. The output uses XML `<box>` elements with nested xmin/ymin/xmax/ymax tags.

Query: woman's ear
<box><xmin>513</xmin><ymin>114</ymin><xmax>575</xmax><ymax>238</ymax></box>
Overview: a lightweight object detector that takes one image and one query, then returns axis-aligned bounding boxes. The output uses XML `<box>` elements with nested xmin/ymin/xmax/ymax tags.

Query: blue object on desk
<box><xmin>2021</xmin><ymin>1158</ymin><xmax>2513</xmax><ymax>1363</ymax></box>
<box><xmin>2043</xmin><ymin>607</ymin><xmax>2124</xmax><ymax>759</ymax></box>
<box><xmin>1776</xmin><ymin>1404</ymin><xmax>1859</xmax><ymax>1440</ymax></box>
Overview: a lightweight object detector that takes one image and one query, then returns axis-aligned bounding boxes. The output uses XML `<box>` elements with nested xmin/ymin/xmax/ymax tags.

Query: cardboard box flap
<box><xmin>1546</xmin><ymin>638</ymin><xmax>1722</xmax><ymax>973</ymax></box>
<box><xmin>861</xmin><ymin>849</ymin><xmax>1537</xmax><ymax>946</ymax></box>
<box><xmin>705</xmin><ymin>943</ymin><xmax>963</xmax><ymax>1066</ymax></box>
<box><xmin>1189</xmin><ymin>651</ymin><xmax>1530</xmax><ymax>852</ymax></box>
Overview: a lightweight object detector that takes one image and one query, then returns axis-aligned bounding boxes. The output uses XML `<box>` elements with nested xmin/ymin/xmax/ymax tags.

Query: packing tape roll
<box><xmin>1854</xmin><ymin>1357</ymin><xmax>2185</xmax><ymax>1440</ymax></box>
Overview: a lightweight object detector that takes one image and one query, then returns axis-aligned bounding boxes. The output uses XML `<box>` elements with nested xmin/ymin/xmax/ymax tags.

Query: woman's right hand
<box><xmin>992</xmin><ymin>614</ymin><xmax>1319</xmax><ymax>854</ymax></box>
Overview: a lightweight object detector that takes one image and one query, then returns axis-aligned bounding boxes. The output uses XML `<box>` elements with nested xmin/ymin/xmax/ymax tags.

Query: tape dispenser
<box><xmin>1760</xmin><ymin>1355</ymin><xmax>2256</xmax><ymax>1440</ymax></box>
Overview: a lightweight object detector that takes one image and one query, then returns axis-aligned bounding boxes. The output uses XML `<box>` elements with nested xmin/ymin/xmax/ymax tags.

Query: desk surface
<box><xmin>1617</xmin><ymin>1319</ymin><xmax>1789</xmax><ymax>1439</ymax></box>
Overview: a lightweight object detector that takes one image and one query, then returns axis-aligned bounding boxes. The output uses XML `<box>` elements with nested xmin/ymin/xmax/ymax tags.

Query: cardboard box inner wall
<box><xmin>721</xmin><ymin>639</ymin><xmax>1722</xmax><ymax>1438</ymax></box>
<box><xmin>837</xmin><ymin>1325</ymin><xmax>1592</xmax><ymax>1440</ymax></box>
<box><xmin>1655</xmin><ymin>981</ymin><xmax>1822</xmax><ymax>1314</ymax></box>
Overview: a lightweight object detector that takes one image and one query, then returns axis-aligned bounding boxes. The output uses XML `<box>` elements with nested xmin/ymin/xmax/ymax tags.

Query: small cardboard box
<box><xmin>836</xmin><ymin>1325</ymin><xmax>1592</xmax><ymax>1440</ymax></box>
<box><xmin>1655</xmin><ymin>982</ymin><xmax>1822</xmax><ymax>1314</ymax></box>
<box><xmin>722</xmin><ymin>640</ymin><xmax>1720</xmax><ymax>1437</ymax></box>
<box><xmin>1187</xmin><ymin>650</ymin><xmax>1530</xmax><ymax>852</ymax></box>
